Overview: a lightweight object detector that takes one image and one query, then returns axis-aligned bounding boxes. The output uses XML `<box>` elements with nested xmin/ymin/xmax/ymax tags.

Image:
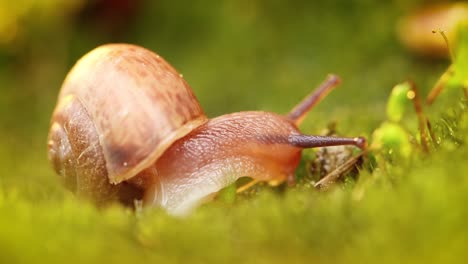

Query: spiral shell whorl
<box><xmin>54</xmin><ymin>44</ymin><xmax>207</xmax><ymax>184</ymax></box>
<box><xmin>48</xmin><ymin>96</ymin><xmax>122</xmax><ymax>203</ymax></box>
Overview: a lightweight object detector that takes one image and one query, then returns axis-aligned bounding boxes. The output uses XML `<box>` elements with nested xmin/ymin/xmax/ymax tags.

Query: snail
<box><xmin>47</xmin><ymin>44</ymin><xmax>366</xmax><ymax>215</ymax></box>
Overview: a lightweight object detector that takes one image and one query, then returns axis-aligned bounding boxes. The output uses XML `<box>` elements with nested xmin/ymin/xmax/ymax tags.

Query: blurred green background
<box><xmin>0</xmin><ymin>0</ymin><xmax>466</xmax><ymax>263</ymax></box>
<box><xmin>0</xmin><ymin>0</ymin><xmax>447</xmax><ymax>192</ymax></box>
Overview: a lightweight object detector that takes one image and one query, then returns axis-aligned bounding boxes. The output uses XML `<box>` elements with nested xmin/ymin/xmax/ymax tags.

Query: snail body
<box><xmin>48</xmin><ymin>44</ymin><xmax>365</xmax><ymax>215</ymax></box>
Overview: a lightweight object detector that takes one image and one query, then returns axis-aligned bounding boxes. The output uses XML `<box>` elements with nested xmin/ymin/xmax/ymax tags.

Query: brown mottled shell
<box><xmin>51</xmin><ymin>44</ymin><xmax>207</xmax><ymax>184</ymax></box>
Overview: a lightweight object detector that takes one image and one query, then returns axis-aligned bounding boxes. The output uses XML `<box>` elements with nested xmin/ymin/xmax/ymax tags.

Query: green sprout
<box><xmin>372</xmin><ymin>76</ymin><xmax>437</xmax><ymax>162</ymax></box>
<box><xmin>372</xmin><ymin>82</ymin><xmax>414</xmax><ymax>159</ymax></box>
<box><xmin>451</xmin><ymin>20</ymin><xmax>468</xmax><ymax>91</ymax></box>
<box><xmin>386</xmin><ymin>82</ymin><xmax>413</xmax><ymax>123</ymax></box>
<box><xmin>427</xmin><ymin>21</ymin><xmax>468</xmax><ymax>104</ymax></box>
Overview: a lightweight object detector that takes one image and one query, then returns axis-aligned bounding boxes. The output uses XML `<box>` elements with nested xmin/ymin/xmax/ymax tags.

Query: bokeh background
<box><xmin>0</xmin><ymin>0</ymin><xmax>466</xmax><ymax>263</ymax></box>
<box><xmin>0</xmin><ymin>0</ymin><xmax>448</xmax><ymax>192</ymax></box>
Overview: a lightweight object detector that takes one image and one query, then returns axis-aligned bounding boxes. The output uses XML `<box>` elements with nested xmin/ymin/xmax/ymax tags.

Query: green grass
<box><xmin>1</xmin><ymin>0</ymin><xmax>467</xmax><ymax>263</ymax></box>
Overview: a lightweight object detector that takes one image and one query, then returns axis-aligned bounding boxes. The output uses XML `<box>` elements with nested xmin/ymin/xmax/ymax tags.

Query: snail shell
<box><xmin>48</xmin><ymin>44</ymin><xmax>207</xmax><ymax>203</ymax></box>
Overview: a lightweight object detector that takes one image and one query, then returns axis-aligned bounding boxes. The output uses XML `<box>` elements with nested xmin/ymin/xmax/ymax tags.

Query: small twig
<box><xmin>236</xmin><ymin>179</ymin><xmax>260</xmax><ymax>193</ymax></box>
<box><xmin>427</xmin><ymin>65</ymin><xmax>455</xmax><ymax>105</ymax></box>
<box><xmin>407</xmin><ymin>81</ymin><xmax>430</xmax><ymax>153</ymax></box>
<box><xmin>314</xmin><ymin>150</ymin><xmax>367</xmax><ymax>189</ymax></box>
<box><xmin>432</xmin><ymin>28</ymin><xmax>455</xmax><ymax>62</ymax></box>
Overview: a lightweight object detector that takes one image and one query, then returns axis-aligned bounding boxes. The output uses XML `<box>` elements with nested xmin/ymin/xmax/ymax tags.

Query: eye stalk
<box><xmin>287</xmin><ymin>74</ymin><xmax>341</xmax><ymax>125</ymax></box>
<box><xmin>285</xmin><ymin>74</ymin><xmax>367</xmax><ymax>151</ymax></box>
<box><xmin>288</xmin><ymin>134</ymin><xmax>367</xmax><ymax>150</ymax></box>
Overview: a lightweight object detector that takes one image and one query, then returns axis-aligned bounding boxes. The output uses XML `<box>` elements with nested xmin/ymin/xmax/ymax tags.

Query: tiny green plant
<box><xmin>427</xmin><ymin>21</ymin><xmax>468</xmax><ymax>104</ymax></box>
<box><xmin>372</xmin><ymin>81</ymin><xmax>431</xmax><ymax>159</ymax></box>
<box><xmin>314</xmin><ymin>81</ymin><xmax>433</xmax><ymax>190</ymax></box>
<box><xmin>398</xmin><ymin>2</ymin><xmax>468</xmax><ymax>58</ymax></box>
<box><xmin>312</xmin><ymin>23</ymin><xmax>468</xmax><ymax>191</ymax></box>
